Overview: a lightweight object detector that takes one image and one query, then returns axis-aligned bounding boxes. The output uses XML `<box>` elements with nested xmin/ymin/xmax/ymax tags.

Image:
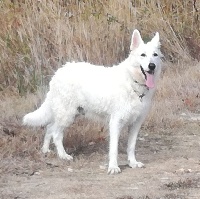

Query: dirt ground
<box><xmin>1</xmin><ymin>117</ymin><xmax>200</xmax><ymax>199</ymax></box>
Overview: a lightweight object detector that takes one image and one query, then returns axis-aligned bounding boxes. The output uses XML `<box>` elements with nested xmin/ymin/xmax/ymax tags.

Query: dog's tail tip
<box><xmin>23</xmin><ymin>102</ymin><xmax>52</xmax><ymax>127</ymax></box>
<box><xmin>23</xmin><ymin>112</ymin><xmax>50</xmax><ymax>127</ymax></box>
<box><xmin>23</xmin><ymin>112</ymin><xmax>40</xmax><ymax>127</ymax></box>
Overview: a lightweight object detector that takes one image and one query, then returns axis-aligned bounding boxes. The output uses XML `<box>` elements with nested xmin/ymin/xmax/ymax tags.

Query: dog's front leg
<box><xmin>127</xmin><ymin>120</ymin><xmax>144</xmax><ymax>168</ymax></box>
<box><xmin>107</xmin><ymin>117</ymin><xmax>122</xmax><ymax>174</ymax></box>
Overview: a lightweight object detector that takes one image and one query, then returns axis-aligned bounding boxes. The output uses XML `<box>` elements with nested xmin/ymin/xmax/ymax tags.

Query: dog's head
<box><xmin>129</xmin><ymin>29</ymin><xmax>163</xmax><ymax>88</ymax></box>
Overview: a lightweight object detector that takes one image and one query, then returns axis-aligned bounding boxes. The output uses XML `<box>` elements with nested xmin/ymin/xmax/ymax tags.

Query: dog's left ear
<box><xmin>151</xmin><ymin>32</ymin><xmax>160</xmax><ymax>47</ymax></box>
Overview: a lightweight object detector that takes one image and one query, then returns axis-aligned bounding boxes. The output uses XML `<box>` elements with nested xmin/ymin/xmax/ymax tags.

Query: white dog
<box><xmin>23</xmin><ymin>29</ymin><xmax>162</xmax><ymax>174</ymax></box>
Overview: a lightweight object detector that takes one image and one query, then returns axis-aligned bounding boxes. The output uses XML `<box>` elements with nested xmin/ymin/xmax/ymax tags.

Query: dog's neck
<box><xmin>132</xmin><ymin>80</ymin><xmax>149</xmax><ymax>100</ymax></box>
<box><xmin>118</xmin><ymin>59</ymin><xmax>151</xmax><ymax>100</ymax></box>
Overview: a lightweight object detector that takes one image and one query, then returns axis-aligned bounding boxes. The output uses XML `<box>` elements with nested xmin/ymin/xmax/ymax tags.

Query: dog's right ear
<box><xmin>151</xmin><ymin>32</ymin><xmax>160</xmax><ymax>47</ymax></box>
<box><xmin>130</xmin><ymin>29</ymin><xmax>144</xmax><ymax>51</ymax></box>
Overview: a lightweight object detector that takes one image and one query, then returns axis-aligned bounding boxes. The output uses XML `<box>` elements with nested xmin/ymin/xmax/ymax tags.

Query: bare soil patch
<box><xmin>1</xmin><ymin>117</ymin><xmax>200</xmax><ymax>199</ymax></box>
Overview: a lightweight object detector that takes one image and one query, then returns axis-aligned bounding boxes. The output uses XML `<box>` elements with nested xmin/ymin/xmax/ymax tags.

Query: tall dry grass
<box><xmin>0</xmin><ymin>0</ymin><xmax>199</xmax><ymax>94</ymax></box>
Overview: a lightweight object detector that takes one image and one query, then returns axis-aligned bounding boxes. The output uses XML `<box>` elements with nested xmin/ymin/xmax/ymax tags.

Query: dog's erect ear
<box><xmin>130</xmin><ymin>29</ymin><xmax>144</xmax><ymax>51</ymax></box>
<box><xmin>151</xmin><ymin>32</ymin><xmax>160</xmax><ymax>47</ymax></box>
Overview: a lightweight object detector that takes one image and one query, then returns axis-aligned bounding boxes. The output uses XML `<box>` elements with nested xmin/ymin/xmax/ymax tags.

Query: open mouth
<box><xmin>140</xmin><ymin>65</ymin><xmax>147</xmax><ymax>80</ymax></box>
<box><xmin>146</xmin><ymin>70</ymin><xmax>154</xmax><ymax>75</ymax></box>
<box><xmin>140</xmin><ymin>66</ymin><xmax>155</xmax><ymax>89</ymax></box>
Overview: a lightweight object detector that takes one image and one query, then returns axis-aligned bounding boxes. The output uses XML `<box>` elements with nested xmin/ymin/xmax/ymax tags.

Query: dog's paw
<box><xmin>41</xmin><ymin>147</ymin><xmax>51</xmax><ymax>154</ymax></box>
<box><xmin>107</xmin><ymin>166</ymin><xmax>121</xmax><ymax>174</ymax></box>
<box><xmin>129</xmin><ymin>161</ymin><xmax>145</xmax><ymax>168</ymax></box>
<box><xmin>59</xmin><ymin>153</ymin><xmax>73</xmax><ymax>161</ymax></box>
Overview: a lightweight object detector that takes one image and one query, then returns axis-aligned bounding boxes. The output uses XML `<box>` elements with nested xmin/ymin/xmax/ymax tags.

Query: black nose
<box><xmin>148</xmin><ymin>63</ymin><xmax>156</xmax><ymax>70</ymax></box>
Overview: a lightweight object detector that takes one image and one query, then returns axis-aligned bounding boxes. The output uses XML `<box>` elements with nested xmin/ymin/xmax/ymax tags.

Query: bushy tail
<box><xmin>23</xmin><ymin>99</ymin><xmax>52</xmax><ymax>127</ymax></box>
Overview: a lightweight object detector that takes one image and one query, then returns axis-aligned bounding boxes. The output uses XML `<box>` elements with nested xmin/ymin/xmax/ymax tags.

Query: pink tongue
<box><xmin>145</xmin><ymin>73</ymin><xmax>155</xmax><ymax>88</ymax></box>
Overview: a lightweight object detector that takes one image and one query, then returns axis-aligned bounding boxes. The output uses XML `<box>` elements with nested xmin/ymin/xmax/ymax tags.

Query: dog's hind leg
<box><xmin>41</xmin><ymin>123</ymin><xmax>54</xmax><ymax>154</ymax></box>
<box><xmin>51</xmin><ymin>122</ymin><xmax>73</xmax><ymax>160</ymax></box>
<box><xmin>127</xmin><ymin>118</ymin><xmax>145</xmax><ymax>168</ymax></box>
<box><xmin>49</xmin><ymin>109</ymin><xmax>76</xmax><ymax>160</ymax></box>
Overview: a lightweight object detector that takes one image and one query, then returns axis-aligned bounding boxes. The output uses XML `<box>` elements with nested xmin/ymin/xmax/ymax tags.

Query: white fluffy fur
<box><xmin>23</xmin><ymin>29</ymin><xmax>162</xmax><ymax>174</ymax></box>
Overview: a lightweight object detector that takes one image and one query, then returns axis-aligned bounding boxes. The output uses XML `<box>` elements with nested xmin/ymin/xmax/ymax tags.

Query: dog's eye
<box><xmin>141</xmin><ymin>53</ymin><xmax>146</xmax><ymax>57</ymax></box>
<box><xmin>153</xmin><ymin>53</ymin><xmax>158</xmax><ymax>57</ymax></box>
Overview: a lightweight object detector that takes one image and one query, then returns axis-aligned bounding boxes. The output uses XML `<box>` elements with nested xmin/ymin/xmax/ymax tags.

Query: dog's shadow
<box><xmin>119</xmin><ymin>163</ymin><xmax>146</xmax><ymax>173</ymax></box>
<box><xmin>119</xmin><ymin>164</ymin><xmax>130</xmax><ymax>172</ymax></box>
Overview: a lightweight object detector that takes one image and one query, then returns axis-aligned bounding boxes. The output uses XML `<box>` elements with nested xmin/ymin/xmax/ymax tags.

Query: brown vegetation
<box><xmin>0</xmin><ymin>0</ymin><xmax>200</xmax><ymax>94</ymax></box>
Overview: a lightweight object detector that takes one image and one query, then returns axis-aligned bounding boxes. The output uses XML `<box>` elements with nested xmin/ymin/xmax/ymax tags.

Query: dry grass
<box><xmin>0</xmin><ymin>0</ymin><xmax>199</xmax><ymax>94</ymax></box>
<box><xmin>146</xmin><ymin>61</ymin><xmax>200</xmax><ymax>129</ymax></box>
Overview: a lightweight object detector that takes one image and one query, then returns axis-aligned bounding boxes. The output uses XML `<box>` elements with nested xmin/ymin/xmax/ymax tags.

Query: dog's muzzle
<box><xmin>147</xmin><ymin>63</ymin><xmax>156</xmax><ymax>74</ymax></box>
<box><xmin>148</xmin><ymin>63</ymin><xmax>156</xmax><ymax>71</ymax></box>
<box><xmin>140</xmin><ymin>63</ymin><xmax>156</xmax><ymax>78</ymax></box>
<box><xmin>140</xmin><ymin>64</ymin><xmax>156</xmax><ymax>89</ymax></box>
